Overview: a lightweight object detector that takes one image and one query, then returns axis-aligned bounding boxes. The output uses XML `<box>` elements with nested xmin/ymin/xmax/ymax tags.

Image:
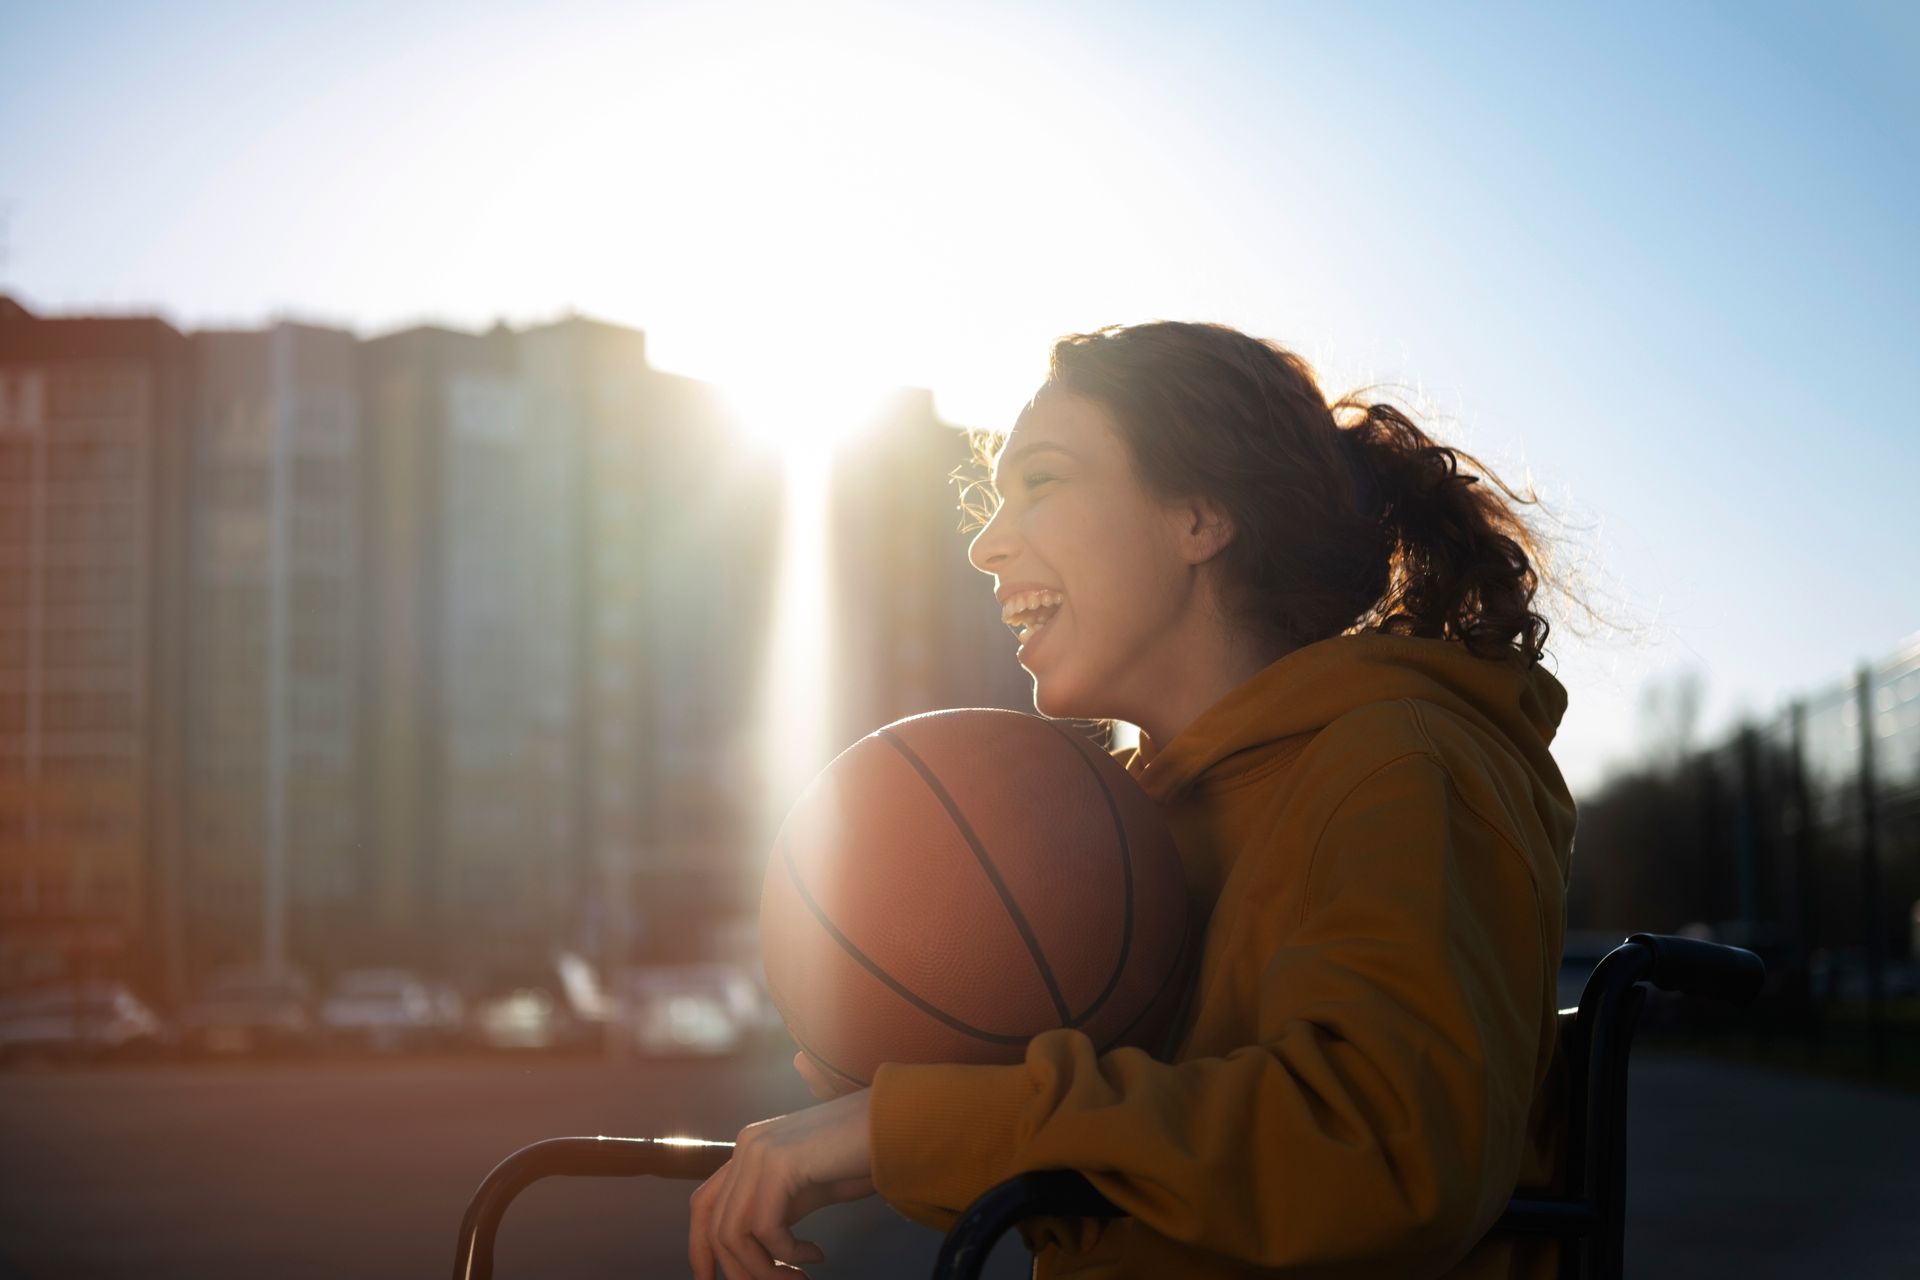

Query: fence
<box><xmin>1571</xmin><ymin>635</ymin><xmax>1920</xmax><ymax>1069</ymax></box>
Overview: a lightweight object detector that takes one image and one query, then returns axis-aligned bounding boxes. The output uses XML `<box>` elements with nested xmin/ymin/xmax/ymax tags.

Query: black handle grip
<box><xmin>1624</xmin><ymin>934</ymin><xmax>1766</xmax><ymax>1004</ymax></box>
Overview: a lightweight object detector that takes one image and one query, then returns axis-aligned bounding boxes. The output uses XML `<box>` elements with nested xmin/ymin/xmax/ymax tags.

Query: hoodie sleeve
<box><xmin>867</xmin><ymin>751</ymin><xmax>1550</xmax><ymax>1274</ymax></box>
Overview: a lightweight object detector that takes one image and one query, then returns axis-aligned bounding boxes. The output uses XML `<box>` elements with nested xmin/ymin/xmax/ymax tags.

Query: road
<box><xmin>0</xmin><ymin>1047</ymin><xmax>1915</xmax><ymax>1278</ymax></box>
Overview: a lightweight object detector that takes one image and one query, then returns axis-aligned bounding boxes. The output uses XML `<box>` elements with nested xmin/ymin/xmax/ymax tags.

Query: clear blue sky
<box><xmin>3</xmin><ymin>0</ymin><xmax>1915</xmax><ymax>793</ymax></box>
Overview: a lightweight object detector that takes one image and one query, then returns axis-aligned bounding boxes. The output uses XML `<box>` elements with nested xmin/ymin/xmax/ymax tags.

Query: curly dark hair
<box><xmin>956</xmin><ymin>320</ymin><xmax>1560</xmax><ymax>666</ymax></box>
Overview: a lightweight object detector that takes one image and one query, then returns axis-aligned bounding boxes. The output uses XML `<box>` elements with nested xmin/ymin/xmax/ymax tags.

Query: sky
<box><xmin>2</xmin><ymin>0</ymin><xmax>1915</xmax><ymax>794</ymax></box>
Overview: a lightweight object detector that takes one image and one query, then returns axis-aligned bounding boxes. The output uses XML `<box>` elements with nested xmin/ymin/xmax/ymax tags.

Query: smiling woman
<box><xmin>691</xmin><ymin>319</ymin><xmax>1589</xmax><ymax>1280</ymax></box>
<box><xmin>963</xmin><ymin>389</ymin><xmax>1254</xmax><ymax>740</ymax></box>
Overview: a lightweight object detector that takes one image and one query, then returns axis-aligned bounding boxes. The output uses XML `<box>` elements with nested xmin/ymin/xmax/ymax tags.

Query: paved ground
<box><xmin>0</xmin><ymin>1047</ymin><xmax>1915</xmax><ymax>1278</ymax></box>
<box><xmin>0</xmin><ymin>1046</ymin><xmax>1025</xmax><ymax>1280</ymax></box>
<box><xmin>1623</xmin><ymin>1053</ymin><xmax>1920</xmax><ymax>1277</ymax></box>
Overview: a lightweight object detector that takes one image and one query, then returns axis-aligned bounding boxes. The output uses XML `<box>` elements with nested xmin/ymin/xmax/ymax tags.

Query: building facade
<box><xmin>0</xmin><ymin>298</ymin><xmax>194</xmax><ymax>999</ymax></box>
<box><xmin>2</xmin><ymin>296</ymin><xmax>1055</xmax><ymax>997</ymax></box>
<box><xmin>186</xmin><ymin>324</ymin><xmax>360</xmax><ymax>987</ymax></box>
<box><xmin>357</xmin><ymin>324</ymin><xmax>581</xmax><ymax>978</ymax></box>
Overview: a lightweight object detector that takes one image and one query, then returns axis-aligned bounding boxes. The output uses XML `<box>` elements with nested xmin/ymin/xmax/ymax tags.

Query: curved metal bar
<box><xmin>1493</xmin><ymin>1197</ymin><xmax>1602</xmax><ymax>1236</ymax></box>
<box><xmin>931</xmin><ymin>1169</ymin><xmax>1122</xmax><ymax>1280</ymax></box>
<box><xmin>1626</xmin><ymin>933</ymin><xmax>1766</xmax><ymax>1003</ymax></box>
<box><xmin>1563</xmin><ymin>939</ymin><xmax>1652</xmax><ymax>1189</ymax></box>
<box><xmin>451</xmin><ymin>1135</ymin><xmax>733</xmax><ymax>1280</ymax></box>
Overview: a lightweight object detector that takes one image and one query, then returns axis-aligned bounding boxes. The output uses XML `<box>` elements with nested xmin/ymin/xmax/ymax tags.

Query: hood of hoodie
<box><xmin>1123</xmin><ymin>632</ymin><xmax>1576</xmax><ymax>857</ymax></box>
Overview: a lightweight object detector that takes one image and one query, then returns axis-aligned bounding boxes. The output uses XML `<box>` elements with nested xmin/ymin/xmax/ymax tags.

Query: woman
<box><xmin>690</xmin><ymin>321</ymin><xmax>1578</xmax><ymax>1280</ymax></box>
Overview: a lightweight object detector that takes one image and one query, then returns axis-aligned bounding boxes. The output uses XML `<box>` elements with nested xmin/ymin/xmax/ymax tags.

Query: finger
<box><xmin>729</xmin><ymin>1230</ymin><xmax>819</xmax><ymax>1277</ymax></box>
<box><xmin>791</xmin><ymin>1051</ymin><xmax>828</xmax><ymax>1102</ymax></box>
<box><xmin>717</xmin><ymin>1222</ymin><xmax>788</xmax><ymax>1280</ymax></box>
<box><xmin>706</xmin><ymin>1164</ymin><xmax>748</xmax><ymax>1280</ymax></box>
<box><xmin>712</xmin><ymin>1147</ymin><xmax>788</xmax><ymax>1280</ymax></box>
<box><xmin>795</xmin><ymin>1048</ymin><xmax>866</xmax><ymax>1101</ymax></box>
<box><xmin>714</xmin><ymin>1156</ymin><xmax>816</xmax><ymax>1280</ymax></box>
<box><xmin>743</xmin><ymin>1174</ymin><xmax>831</xmax><ymax>1275</ymax></box>
<box><xmin>690</xmin><ymin>1189</ymin><xmax>714</xmax><ymax>1280</ymax></box>
<box><xmin>762</xmin><ymin>1220</ymin><xmax>826</xmax><ymax>1267</ymax></box>
<box><xmin>713</xmin><ymin>1172</ymin><xmax>781</xmax><ymax>1280</ymax></box>
<box><xmin>792</xmin><ymin>1050</ymin><xmax>841</xmax><ymax>1102</ymax></box>
<box><xmin>688</xmin><ymin>1164</ymin><xmax>728</xmax><ymax>1280</ymax></box>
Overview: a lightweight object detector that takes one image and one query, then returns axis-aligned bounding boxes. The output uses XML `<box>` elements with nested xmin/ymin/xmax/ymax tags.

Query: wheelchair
<box><xmin>451</xmin><ymin>932</ymin><xmax>1765</xmax><ymax>1280</ymax></box>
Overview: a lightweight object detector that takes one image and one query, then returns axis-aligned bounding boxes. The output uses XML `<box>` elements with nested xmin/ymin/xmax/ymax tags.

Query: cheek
<box><xmin>1023</xmin><ymin>491</ymin><xmax>1105</xmax><ymax>558</ymax></box>
<box><xmin>1015</xmin><ymin>507</ymin><xmax>1072</xmax><ymax>571</ymax></box>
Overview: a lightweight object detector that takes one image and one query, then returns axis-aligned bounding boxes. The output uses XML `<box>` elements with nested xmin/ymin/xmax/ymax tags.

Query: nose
<box><xmin>966</xmin><ymin>500</ymin><xmax>1013</xmax><ymax>577</ymax></box>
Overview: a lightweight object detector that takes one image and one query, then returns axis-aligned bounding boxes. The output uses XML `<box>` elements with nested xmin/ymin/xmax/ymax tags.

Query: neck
<box><xmin>1133</xmin><ymin>616</ymin><xmax>1291</xmax><ymax>750</ymax></box>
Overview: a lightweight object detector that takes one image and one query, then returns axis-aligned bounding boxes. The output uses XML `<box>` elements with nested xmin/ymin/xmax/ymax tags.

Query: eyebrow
<box><xmin>990</xmin><ymin>441</ymin><xmax>1078</xmax><ymax>487</ymax></box>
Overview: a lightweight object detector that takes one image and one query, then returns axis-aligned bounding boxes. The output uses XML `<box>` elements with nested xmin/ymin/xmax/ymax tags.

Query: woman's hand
<box><xmin>688</xmin><ymin>1087</ymin><xmax>877</xmax><ymax>1280</ymax></box>
<box><xmin>792</xmin><ymin>1049</ymin><xmax>862</xmax><ymax>1102</ymax></box>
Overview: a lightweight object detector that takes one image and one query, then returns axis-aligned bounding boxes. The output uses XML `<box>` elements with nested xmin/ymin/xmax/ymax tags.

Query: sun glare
<box><xmin>755</xmin><ymin>440</ymin><xmax>837</xmax><ymax>847</ymax></box>
<box><xmin>715</xmin><ymin>366</ymin><xmax>895</xmax><ymax>466</ymax></box>
<box><xmin>722</xmin><ymin>356</ymin><xmax>927</xmax><ymax>856</ymax></box>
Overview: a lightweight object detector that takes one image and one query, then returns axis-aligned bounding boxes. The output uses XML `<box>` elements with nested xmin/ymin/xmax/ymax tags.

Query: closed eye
<box><xmin>1023</xmin><ymin>473</ymin><xmax>1057</xmax><ymax>489</ymax></box>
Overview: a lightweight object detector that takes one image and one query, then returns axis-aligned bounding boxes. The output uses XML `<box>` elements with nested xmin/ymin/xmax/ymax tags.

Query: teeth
<box><xmin>1000</xmin><ymin>590</ymin><xmax>1064</xmax><ymax>629</ymax></box>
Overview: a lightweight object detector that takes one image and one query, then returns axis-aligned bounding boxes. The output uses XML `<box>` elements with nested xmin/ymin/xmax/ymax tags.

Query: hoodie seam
<box><xmin>1403</xmin><ymin>698</ymin><xmax>1445</xmax><ymax>757</ymax></box>
<box><xmin>1405</xmin><ymin>700</ymin><xmax>1542</xmax><ymax>885</ymax></box>
<box><xmin>1298</xmin><ymin>742</ymin><xmax>1543</xmax><ymax>930</ymax></box>
<box><xmin>1191</xmin><ymin>738</ymin><xmax>1313</xmax><ymax>796</ymax></box>
<box><xmin>1299</xmin><ymin>748</ymin><xmax>1440</xmax><ymax>925</ymax></box>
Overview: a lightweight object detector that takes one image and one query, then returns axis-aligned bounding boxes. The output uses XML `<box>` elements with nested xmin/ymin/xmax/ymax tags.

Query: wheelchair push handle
<box><xmin>1623</xmin><ymin>933</ymin><xmax>1766</xmax><ymax>1004</ymax></box>
<box><xmin>451</xmin><ymin>1135</ymin><xmax>733</xmax><ymax>1280</ymax></box>
<box><xmin>930</xmin><ymin>1169</ymin><xmax>1124</xmax><ymax>1280</ymax></box>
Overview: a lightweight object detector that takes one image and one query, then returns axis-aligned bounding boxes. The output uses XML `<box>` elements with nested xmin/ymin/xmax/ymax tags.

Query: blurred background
<box><xmin>0</xmin><ymin>1</ymin><xmax>1916</xmax><ymax>1278</ymax></box>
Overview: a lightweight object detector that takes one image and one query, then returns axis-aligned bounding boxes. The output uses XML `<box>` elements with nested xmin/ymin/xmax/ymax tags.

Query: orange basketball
<box><xmin>759</xmin><ymin>707</ymin><xmax>1194</xmax><ymax>1090</ymax></box>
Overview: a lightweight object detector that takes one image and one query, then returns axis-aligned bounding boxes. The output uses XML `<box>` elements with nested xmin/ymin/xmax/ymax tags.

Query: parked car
<box><xmin>619</xmin><ymin>962</ymin><xmax>767</xmax><ymax>1058</ymax></box>
<box><xmin>320</xmin><ymin>969</ymin><xmax>448</xmax><ymax>1053</ymax></box>
<box><xmin>178</xmin><ymin>969</ymin><xmax>317</xmax><ymax>1058</ymax></box>
<box><xmin>428</xmin><ymin>980</ymin><xmax>467</xmax><ymax>1043</ymax></box>
<box><xmin>0</xmin><ymin>982</ymin><xmax>170</xmax><ymax>1064</ymax></box>
<box><xmin>469</xmin><ymin>987</ymin><xmax>589</xmax><ymax>1052</ymax></box>
<box><xmin>468</xmin><ymin>952</ymin><xmax>609</xmax><ymax>1053</ymax></box>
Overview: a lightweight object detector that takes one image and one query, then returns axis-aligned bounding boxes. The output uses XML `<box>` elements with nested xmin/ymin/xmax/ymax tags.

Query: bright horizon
<box><xmin>4</xmin><ymin>0</ymin><xmax>1917</xmax><ymax>794</ymax></box>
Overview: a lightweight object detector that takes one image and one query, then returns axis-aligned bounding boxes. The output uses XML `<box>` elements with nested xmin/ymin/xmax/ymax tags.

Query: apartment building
<box><xmin>521</xmin><ymin>318</ymin><xmax>783</xmax><ymax>960</ymax></box>
<box><xmin>186</xmin><ymin>323</ymin><xmax>359</xmax><ymax>984</ymax></box>
<box><xmin>357</xmin><ymin>323</ymin><xmax>586</xmax><ymax>975</ymax></box>
<box><xmin>0</xmin><ymin>297</ymin><xmax>194</xmax><ymax>998</ymax></box>
<box><xmin>0</xmin><ymin>296</ymin><xmax>1052</xmax><ymax>988</ymax></box>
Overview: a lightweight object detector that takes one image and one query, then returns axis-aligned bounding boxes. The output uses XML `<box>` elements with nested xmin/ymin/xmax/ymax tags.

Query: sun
<box><xmin>712</xmin><ymin>360</ymin><xmax>904</xmax><ymax>854</ymax></box>
<box><xmin>714</xmin><ymin>362</ymin><xmax>896</xmax><ymax>467</ymax></box>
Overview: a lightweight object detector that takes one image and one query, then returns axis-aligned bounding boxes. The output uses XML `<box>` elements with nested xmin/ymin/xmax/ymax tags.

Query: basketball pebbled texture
<box><xmin>760</xmin><ymin>707</ymin><xmax>1193</xmax><ymax>1087</ymax></box>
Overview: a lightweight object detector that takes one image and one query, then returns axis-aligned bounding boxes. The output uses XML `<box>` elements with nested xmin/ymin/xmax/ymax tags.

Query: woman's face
<box><xmin>967</xmin><ymin>388</ymin><xmax>1205</xmax><ymax>724</ymax></box>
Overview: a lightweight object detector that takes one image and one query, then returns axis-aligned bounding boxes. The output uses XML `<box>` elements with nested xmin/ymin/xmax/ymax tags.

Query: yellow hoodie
<box><xmin>867</xmin><ymin>633</ymin><xmax>1577</xmax><ymax>1279</ymax></box>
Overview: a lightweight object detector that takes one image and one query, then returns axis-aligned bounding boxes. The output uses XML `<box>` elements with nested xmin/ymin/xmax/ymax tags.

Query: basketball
<box><xmin>759</xmin><ymin>707</ymin><xmax>1194</xmax><ymax>1090</ymax></box>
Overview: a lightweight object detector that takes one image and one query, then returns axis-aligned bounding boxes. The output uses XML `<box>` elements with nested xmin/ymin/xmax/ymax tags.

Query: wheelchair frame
<box><xmin>451</xmin><ymin>932</ymin><xmax>1764</xmax><ymax>1280</ymax></box>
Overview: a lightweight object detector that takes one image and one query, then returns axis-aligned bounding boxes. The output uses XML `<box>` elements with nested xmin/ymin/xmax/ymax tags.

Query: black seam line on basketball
<box><xmin>1046</xmin><ymin>724</ymin><xmax>1135</xmax><ymax>1030</ymax></box>
<box><xmin>1097</xmin><ymin>901</ymin><xmax>1195</xmax><ymax>1056</ymax></box>
<box><xmin>877</xmin><ymin>728</ymin><xmax>1074</xmax><ymax>1026</ymax></box>
<box><xmin>781</xmin><ymin>838</ymin><xmax>1034</xmax><ymax>1046</ymax></box>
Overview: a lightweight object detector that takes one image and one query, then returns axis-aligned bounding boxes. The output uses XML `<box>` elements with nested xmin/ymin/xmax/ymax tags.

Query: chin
<box><xmin>1030</xmin><ymin>672</ymin><xmax>1099</xmax><ymax>722</ymax></box>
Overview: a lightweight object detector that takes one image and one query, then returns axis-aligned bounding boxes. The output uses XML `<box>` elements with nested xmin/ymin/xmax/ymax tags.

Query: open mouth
<box><xmin>1002</xmin><ymin>590</ymin><xmax>1064</xmax><ymax>644</ymax></box>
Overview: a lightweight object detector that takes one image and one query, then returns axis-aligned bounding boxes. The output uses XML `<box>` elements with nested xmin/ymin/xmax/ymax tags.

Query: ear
<box><xmin>1172</xmin><ymin>496</ymin><xmax>1235</xmax><ymax>565</ymax></box>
